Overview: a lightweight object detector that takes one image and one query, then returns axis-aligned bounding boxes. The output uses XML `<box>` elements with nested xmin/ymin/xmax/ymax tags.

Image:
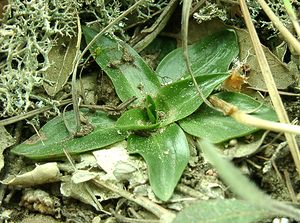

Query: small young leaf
<box><xmin>145</xmin><ymin>95</ymin><xmax>158</xmax><ymax>124</ymax></box>
<box><xmin>116</xmin><ymin>108</ymin><xmax>159</xmax><ymax>130</ymax></box>
<box><xmin>179</xmin><ymin>92</ymin><xmax>277</xmax><ymax>143</ymax></box>
<box><xmin>11</xmin><ymin>110</ymin><xmax>127</xmax><ymax>160</ymax></box>
<box><xmin>156</xmin><ymin>73</ymin><xmax>229</xmax><ymax>126</ymax></box>
<box><xmin>128</xmin><ymin>124</ymin><xmax>189</xmax><ymax>201</ymax></box>
<box><xmin>173</xmin><ymin>199</ymin><xmax>272</xmax><ymax>223</ymax></box>
<box><xmin>156</xmin><ymin>29</ymin><xmax>238</xmax><ymax>84</ymax></box>
<box><xmin>83</xmin><ymin>26</ymin><xmax>161</xmax><ymax>102</ymax></box>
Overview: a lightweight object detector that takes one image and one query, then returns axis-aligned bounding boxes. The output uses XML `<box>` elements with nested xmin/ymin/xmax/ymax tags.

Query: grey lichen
<box><xmin>193</xmin><ymin>2</ymin><xmax>227</xmax><ymax>23</ymax></box>
<box><xmin>0</xmin><ymin>0</ymin><xmax>165</xmax><ymax>118</ymax></box>
<box><xmin>192</xmin><ymin>0</ymin><xmax>294</xmax><ymax>36</ymax></box>
<box><xmin>0</xmin><ymin>0</ymin><xmax>79</xmax><ymax>117</ymax></box>
<box><xmin>247</xmin><ymin>0</ymin><xmax>293</xmax><ymax>34</ymax></box>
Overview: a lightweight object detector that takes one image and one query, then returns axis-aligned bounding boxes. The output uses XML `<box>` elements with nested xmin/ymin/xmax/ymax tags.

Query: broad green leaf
<box><xmin>11</xmin><ymin>110</ymin><xmax>127</xmax><ymax>160</ymax></box>
<box><xmin>128</xmin><ymin>124</ymin><xmax>189</xmax><ymax>201</ymax></box>
<box><xmin>156</xmin><ymin>73</ymin><xmax>229</xmax><ymax>126</ymax></box>
<box><xmin>179</xmin><ymin>92</ymin><xmax>277</xmax><ymax>143</ymax></box>
<box><xmin>156</xmin><ymin>29</ymin><xmax>238</xmax><ymax>84</ymax></box>
<box><xmin>116</xmin><ymin>108</ymin><xmax>159</xmax><ymax>130</ymax></box>
<box><xmin>173</xmin><ymin>199</ymin><xmax>272</xmax><ymax>223</ymax></box>
<box><xmin>83</xmin><ymin>26</ymin><xmax>161</xmax><ymax>102</ymax></box>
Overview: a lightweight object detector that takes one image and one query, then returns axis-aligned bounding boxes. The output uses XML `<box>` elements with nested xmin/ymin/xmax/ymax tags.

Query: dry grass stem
<box><xmin>283</xmin><ymin>169</ymin><xmax>297</xmax><ymax>203</ymax></box>
<box><xmin>0</xmin><ymin>99</ymin><xmax>72</xmax><ymax>126</ymax></box>
<box><xmin>209</xmin><ymin>95</ymin><xmax>300</xmax><ymax>135</ymax></box>
<box><xmin>239</xmin><ymin>0</ymin><xmax>300</xmax><ymax>176</ymax></box>
<box><xmin>71</xmin><ymin>14</ymin><xmax>82</xmax><ymax>133</ymax></box>
<box><xmin>93</xmin><ymin>177</ymin><xmax>175</xmax><ymax>223</ymax></box>
<box><xmin>133</xmin><ymin>0</ymin><xmax>178</xmax><ymax>52</ymax></box>
<box><xmin>256</xmin><ymin>0</ymin><xmax>300</xmax><ymax>55</ymax></box>
<box><xmin>283</xmin><ymin>0</ymin><xmax>300</xmax><ymax>38</ymax></box>
<box><xmin>181</xmin><ymin>0</ymin><xmax>216</xmax><ymax>110</ymax></box>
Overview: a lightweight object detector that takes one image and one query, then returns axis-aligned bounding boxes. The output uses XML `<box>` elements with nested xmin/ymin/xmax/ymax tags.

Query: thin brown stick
<box><xmin>93</xmin><ymin>177</ymin><xmax>175</xmax><ymax>223</ymax></box>
<box><xmin>239</xmin><ymin>0</ymin><xmax>300</xmax><ymax>176</ymax></box>
<box><xmin>0</xmin><ymin>99</ymin><xmax>72</xmax><ymax>126</ymax></box>
<box><xmin>110</xmin><ymin>208</ymin><xmax>161</xmax><ymax>223</ymax></box>
<box><xmin>133</xmin><ymin>0</ymin><xmax>178</xmax><ymax>52</ymax></box>
<box><xmin>71</xmin><ymin>14</ymin><xmax>82</xmax><ymax>134</ymax></box>
<box><xmin>283</xmin><ymin>169</ymin><xmax>297</xmax><ymax>203</ymax></box>
<box><xmin>181</xmin><ymin>0</ymin><xmax>216</xmax><ymax>110</ymax></box>
<box><xmin>271</xmin><ymin>160</ymin><xmax>283</xmax><ymax>183</ymax></box>
<box><xmin>283</xmin><ymin>0</ymin><xmax>300</xmax><ymax>38</ymax></box>
<box><xmin>247</xmin><ymin>86</ymin><xmax>300</xmax><ymax>96</ymax></box>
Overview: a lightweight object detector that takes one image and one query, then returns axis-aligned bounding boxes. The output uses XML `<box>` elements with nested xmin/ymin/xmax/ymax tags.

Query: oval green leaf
<box><xmin>128</xmin><ymin>124</ymin><xmax>189</xmax><ymax>201</ymax></box>
<box><xmin>173</xmin><ymin>199</ymin><xmax>273</xmax><ymax>223</ymax></box>
<box><xmin>83</xmin><ymin>26</ymin><xmax>161</xmax><ymax>102</ymax></box>
<box><xmin>156</xmin><ymin>29</ymin><xmax>238</xmax><ymax>84</ymax></box>
<box><xmin>156</xmin><ymin>73</ymin><xmax>229</xmax><ymax>126</ymax></box>
<box><xmin>11</xmin><ymin>110</ymin><xmax>127</xmax><ymax>160</ymax></box>
<box><xmin>179</xmin><ymin>92</ymin><xmax>277</xmax><ymax>143</ymax></box>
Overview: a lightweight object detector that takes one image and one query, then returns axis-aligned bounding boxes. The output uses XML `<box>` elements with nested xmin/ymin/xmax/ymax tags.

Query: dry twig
<box><xmin>209</xmin><ymin>95</ymin><xmax>300</xmax><ymax>135</ymax></box>
<box><xmin>93</xmin><ymin>178</ymin><xmax>175</xmax><ymax>223</ymax></box>
<box><xmin>256</xmin><ymin>0</ymin><xmax>300</xmax><ymax>55</ymax></box>
<box><xmin>181</xmin><ymin>0</ymin><xmax>216</xmax><ymax>110</ymax></box>
<box><xmin>0</xmin><ymin>99</ymin><xmax>72</xmax><ymax>126</ymax></box>
<box><xmin>283</xmin><ymin>0</ymin><xmax>300</xmax><ymax>38</ymax></box>
<box><xmin>237</xmin><ymin>0</ymin><xmax>300</xmax><ymax>175</ymax></box>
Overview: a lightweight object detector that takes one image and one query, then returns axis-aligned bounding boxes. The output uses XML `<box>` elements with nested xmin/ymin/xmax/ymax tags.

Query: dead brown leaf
<box><xmin>43</xmin><ymin>36</ymin><xmax>78</xmax><ymax>96</ymax></box>
<box><xmin>1</xmin><ymin>162</ymin><xmax>61</xmax><ymax>187</ymax></box>
<box><xmin>236</xmin><ymin>29</ymin><xmax>296</xmax><ymax>90</ymax></box>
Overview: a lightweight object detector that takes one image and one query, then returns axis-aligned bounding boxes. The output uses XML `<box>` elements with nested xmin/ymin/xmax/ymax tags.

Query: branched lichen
<box><xmin>193</xmin><ymin>2</ymin><xmax>227</xmax><ymax>23</ymax></box>
<box><xmin>0</xmin><ymin>0</ymin><xmax>168</xmax><ymax>118</ymax></box>
<box><xmin>192</xmin><ymin>0</ymin><xmax>293</xmax><ymax>36</ymax></box>
<box><xmin>0</xmin><ymin>0</ymin><xmax>79</xmax><ymax>117</ymax></box>
<box><xmin>247</xmin><ymin>0</ymin><xmax>292</xmax><ymax>34</ymax></box>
